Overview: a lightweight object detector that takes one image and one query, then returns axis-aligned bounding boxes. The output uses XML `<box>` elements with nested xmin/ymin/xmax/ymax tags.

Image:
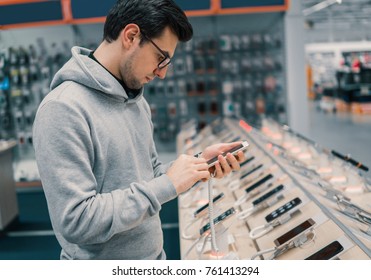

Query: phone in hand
<box><xmin>207</xmin><ymin>141</ymin><xmax>249</xmax><ymax>168</ymax></box>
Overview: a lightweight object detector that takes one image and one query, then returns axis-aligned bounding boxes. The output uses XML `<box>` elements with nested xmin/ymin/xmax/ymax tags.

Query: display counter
<box><xmin>176</xmin><ymin>118</ymin><xmax>371</xmax><ymax>260</ymax></box>
<box><xmin>0</xmin><ymin>140</ymin><xmax>19</xmax><ymax>231</ymax></box>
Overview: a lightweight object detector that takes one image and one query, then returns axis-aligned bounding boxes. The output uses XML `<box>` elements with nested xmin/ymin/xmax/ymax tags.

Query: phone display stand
<box><xmin>196</xmin><ymin>224</ymin><xmax>230</xmax><ymax>259</ymax></box>
<box><xmin>176</xmin><ymin>117</ymin><xmax>371</xmax><ymax>260</ymax></box>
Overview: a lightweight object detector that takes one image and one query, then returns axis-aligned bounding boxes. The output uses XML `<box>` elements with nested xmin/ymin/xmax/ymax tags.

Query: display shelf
<box><xmin>176</xmin><ymin>117</ymin><xmax>371</xmax><ymax>259</ymax></box>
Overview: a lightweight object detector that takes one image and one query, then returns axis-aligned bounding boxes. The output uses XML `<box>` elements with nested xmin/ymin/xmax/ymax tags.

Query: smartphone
<box><xmin>240</xmin><ymin>164</ymin><xmax>263</xmax><ymax>180</ymax></box>
<box><xmin>199</xmin><ymin>207</ymin><xmax>236</xmax><ymax>235</ymax></box>
<box><xmin>305</xmin><ymin>240</ymin><xmax>344</xmax><ymax>260</ymax></box>
<box><xmin>265</xmin><ymin>197</ymin><xmax>302</xmax><ymax>223</ymax></box>
<box><xmin>252</xmin><ymin>184</ymin><xmax>284</xmax><ymax>206</ymax></box>
<box><xmin>244</xmin><ymin>173</ymin><xmax>274</xmax><ymax>194</ymax></box>
<box><xmin>274</xmin><ymin>218</ymin><xmax>315</xmax><ymax>247</ymax></box>
<box><xmin>207</xmin><ymin>141</ymin><xmax>249</xmax><ymax>167</ymax></box>
<box><xmin>193</xmin><ymin>193</ymin><xmax>225</xmax><ymax>218</ymax></box>
<box><xmin>239</xmin><ymin>156</ymin><xmax>255</xmax><ymax>168</ymax></box>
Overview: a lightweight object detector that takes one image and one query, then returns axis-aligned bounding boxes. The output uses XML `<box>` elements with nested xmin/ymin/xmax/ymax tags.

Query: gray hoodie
<box><xmin>33</xmin><ymin>46</ymin><xmax>177</xmax><ymax>260</ymax></box>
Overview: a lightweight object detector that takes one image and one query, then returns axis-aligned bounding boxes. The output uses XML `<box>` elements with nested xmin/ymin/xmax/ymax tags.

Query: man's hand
<box><xmin>167</xmin><ymin>154</ymin><xmax>210</xmax><ymax>195</ymax></box>
<box><xmin>201</xmin><ymin>142</ymin><xmax>246</xmax><ymax>179</ymax></box>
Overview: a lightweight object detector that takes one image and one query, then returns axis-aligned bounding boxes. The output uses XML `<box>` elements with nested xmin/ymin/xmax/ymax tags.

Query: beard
<box><xmin>120</xmin><ymin>52</ymin><xmax>143</xmax><ymax>90</ymax></box>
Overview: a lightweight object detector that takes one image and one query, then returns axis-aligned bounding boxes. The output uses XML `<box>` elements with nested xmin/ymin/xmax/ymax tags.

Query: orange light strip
<box><xmin>0</xmin><ymin>20</ymin><xmax>65</xmax><ymax>30</ymax></box>
<box><xmin>185</xmin><ymin>10</ymin><xmax>215</xmax><ymax>17</ymax></box>
<box><xmin>218</xmin><ymin>5</ymin><xmax>288</xmax><ymax>15</ymax></box>
<box><xmin>70</xmin><ymin>17</ymin><xmax>106</xmax><ymax>25</ymax></box>
<box><xmin>0</xmin><ymin>0</ymin><xmax>50</xmax><ymax>6</ymax></box>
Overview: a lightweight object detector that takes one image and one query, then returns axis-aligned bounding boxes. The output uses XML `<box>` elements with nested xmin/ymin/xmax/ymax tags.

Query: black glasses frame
<box><xmin>141</xmin><ymin>32</ymin><xmax>171</xmax><ymax>69</ymax></box>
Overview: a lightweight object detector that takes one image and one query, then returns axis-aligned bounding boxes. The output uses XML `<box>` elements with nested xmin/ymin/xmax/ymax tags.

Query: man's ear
<box><xmin>120</xmin><ymin>24</ymin><xmax>141</xmax><ymax>49</ymax></box>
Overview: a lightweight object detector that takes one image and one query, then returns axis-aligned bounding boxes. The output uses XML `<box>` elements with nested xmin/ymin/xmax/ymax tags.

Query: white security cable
<box><xmin>250</xmin><ymin>247</ymin><xmax>277</xmax><ymax>260</ymax></box>
<box><xmin>227</xmin><ymin>179</ymin><xmax>240</xmax><ymax>191</ymax></box>
<box><xmin>249</xmin><ymin>223</ymin><xmax>275</xmax><ymax>239</ymax></box>
<box><xmin>249</xmin><ymin>211</ymin><xmax>298</xmax><ymax>239</ymax></box>
<box><xmin>208</xmin><ymin>170</ymin><xmax>219</xmax><ymax>258</ymax></box>
<box><xmin>181</xmin><ymin>234</ymin><xmax>207</xmax><ymax>260</ymax></box>
<box><xmin>236</xmin><ymin>206</ymin><xmax>255</xmax><ymax>220</ymax></box>
<box><xmin>181</xmin><ymin>217</ymin><xmax>202</xmax><ymax>240</ymax></box>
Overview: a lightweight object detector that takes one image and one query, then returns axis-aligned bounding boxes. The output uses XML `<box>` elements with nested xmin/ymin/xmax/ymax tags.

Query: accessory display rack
<box><xmin>176</xmin><ymin>117</ymin><xmax>371</xmax><ymax>260</ymax></box>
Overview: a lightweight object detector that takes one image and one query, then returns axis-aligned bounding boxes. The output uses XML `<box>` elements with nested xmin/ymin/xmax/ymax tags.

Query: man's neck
<box><xmin>91</xmin><ymin>42</ymin><xmax>141</xmax><ymax>99</ymax></box>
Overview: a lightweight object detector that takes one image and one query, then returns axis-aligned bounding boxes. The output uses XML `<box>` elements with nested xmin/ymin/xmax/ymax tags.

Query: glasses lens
<box><xmin>159</xmin><ymin>57</ymin><xmax>171</xmax><ymax>69</ymax></box>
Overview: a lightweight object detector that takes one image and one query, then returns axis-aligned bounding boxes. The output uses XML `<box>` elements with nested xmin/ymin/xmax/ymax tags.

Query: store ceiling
<box><xmin>302</xmin><ymin>0</ymin><xmax>371</xmax><ymax>30</ymax></box>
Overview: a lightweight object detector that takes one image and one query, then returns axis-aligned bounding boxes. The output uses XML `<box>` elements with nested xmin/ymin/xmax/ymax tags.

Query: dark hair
<box><xmin>103</xmin><ymin>0</ymin><xmax>193</xmax><ymax>44</ymax></box>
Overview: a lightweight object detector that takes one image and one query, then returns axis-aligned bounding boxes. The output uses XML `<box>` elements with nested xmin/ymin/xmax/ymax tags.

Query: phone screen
<box><xmin>240</xmin><ymin>164</ymin><xmax>263</xmax><ymax>180</ymax></box>
<box><xmin>274</xmin><ymin>218</ymin><xmax>315</xmax><ymax>247</ymax></box>
<box><xmin>193</xmin><ymin>193</ymin><xmax>225</xmax><ymax>218</ymax></box>
<box><xmin>199</xmin><ymin>207</ymin><xmax>236</xmax><ymax>235</ymax></box>
<box><xmin>265</xmin><ymin>197</ymin><xmax>302</xmax><ymax>223</ymax></box>
<box><xmin>252</xmin><ymin>184</ymin><xmax>284</xmax><ymax>206</ymax></box>
<box><xmin>240</xmin><ymin>156</ymin><xmax>255</xmax><ymax>168</ymax></box>
<box><xmin>305</xmin><ymin>241</ymin><xmax>344</xmax><ymax>260</ymax></box>
<box><xmin>244</xmin><ymin>174</ymin><xmax>273</xmax><ymax>194</ymax></box>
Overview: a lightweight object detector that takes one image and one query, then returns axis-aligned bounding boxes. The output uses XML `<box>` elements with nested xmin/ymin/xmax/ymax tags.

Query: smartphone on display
<box><xmin>252</xmin><ymin>184</ymin><xmax>284</xmax><ymax>206</ymax></box>
<box><xmin>274</xmin><ymin>218</ymin><xmax>315</xmax><ymax>247</ymax></box>
<box><xmin>239</xmin><ymin>156</ymin><xmax>255</xmax><ymax>168</ymax></box>
<box><xmin>305</xmin><ymin>240</ymin><xmax>344</xmax><ymax>260</ymax></box>
<box><xmin>199</xmin><ymin>207</ymin><xmax>236</xmax><ymax>235</ymax></box>
<box><xmin>244</xmin><ymin>173</ymin><xmax>273</xmax><ymax>194</ymax></box>
<box><xmin>265</xmin><ymin>197</ymin><xmax>302</xmax><ymax>223</ymax></box>
<box><xmin>240</xmin><ymin>164</ymin><xmax>263</xmax><ymax>180</ymax></box>
<box><xmin>207</xmin><ymin>141</ymin><xmax>249</xmax><ymax>168</ymax></box>
<box><xmin>193</xmin><ymin>193</ymin><xmax>225</xmax><ymax>218</ymax></box>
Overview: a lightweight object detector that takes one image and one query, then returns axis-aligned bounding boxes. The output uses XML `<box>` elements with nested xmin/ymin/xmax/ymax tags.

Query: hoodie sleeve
<box><xmin>33</xmin><ymin>96</ymin><xmax>177</xmax><ymax>246</ymax></box>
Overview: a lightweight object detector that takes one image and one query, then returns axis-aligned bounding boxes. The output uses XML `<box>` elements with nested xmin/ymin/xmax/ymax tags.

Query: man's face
<box><xmin>119</xmin><ymin>27</ymin><xmax>178</xmax><ymax>90</ymax></box>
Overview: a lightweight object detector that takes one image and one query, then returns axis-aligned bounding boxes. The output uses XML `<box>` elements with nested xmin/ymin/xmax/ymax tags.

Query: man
<box><xmin>33</xmin><ymin>0</ymin><xmax>245</xmax><ymax>260</ymax></box>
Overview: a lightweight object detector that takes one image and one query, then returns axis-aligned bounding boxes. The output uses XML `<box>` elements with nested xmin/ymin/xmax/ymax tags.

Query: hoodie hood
<box><xmin>50</xmin><ymin>46</ymin><xmax>144</xmax><ymax>103</ymax></box>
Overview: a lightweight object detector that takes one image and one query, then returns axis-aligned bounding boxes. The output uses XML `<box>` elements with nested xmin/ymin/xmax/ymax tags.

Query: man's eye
<box><xmin>158</xmin><ymin>55</ymin><xmax>164</xmax><ymax>61</ymax></box>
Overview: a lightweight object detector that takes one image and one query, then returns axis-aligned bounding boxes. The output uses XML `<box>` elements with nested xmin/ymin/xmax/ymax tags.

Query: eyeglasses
<box><xmin>141</xmin><ymin>32</ymin><xmax>171</xmax><ymax>69</ymax></box>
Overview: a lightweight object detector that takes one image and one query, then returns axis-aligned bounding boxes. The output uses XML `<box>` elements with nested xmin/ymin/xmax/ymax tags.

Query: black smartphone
<box><xmin>265</xmin><ymin>197</ymin><xmax>302</xmax><ymax>223</ymax></box>
<box><xmin>274</xmin><ymin>218</ymin><xmax>315</xmax><ymax>247</ymax></box>
<box><xmin>244</xmin><ymin>173</ymin><xmax>273</xmax><ymax>194</ymax></box>
<box><xmin>252</xmin><ymin>184</ymin><xmax>284</xmax><ymax>206</ymax></box>
<box><xmin>239</xmin><ymin>156</ymin><xmax>255</xmax><ymax>168</ymax></box>
<box><xmin>199</xmin><ymin>207</ymin><xmax>236</xmax><ymax>235</ymax></box>
<box><xmin>305</xmin><ymin>240</ymin><xmax>344</xmax><ymax>260</ymax></box>
<box><xmin>193</xmin><ymin>193</ymin><xmax>225</xmax><ymax>218</ymax></box>
<box><xmin>207</xmin><ymin>141</ymin><xmax>249</xmax><ymax>167</ymax></box>
<box><xmin>240</xmin><ymin>164</ymin><xmax>263</xmax><ymax>180</ymax></box>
